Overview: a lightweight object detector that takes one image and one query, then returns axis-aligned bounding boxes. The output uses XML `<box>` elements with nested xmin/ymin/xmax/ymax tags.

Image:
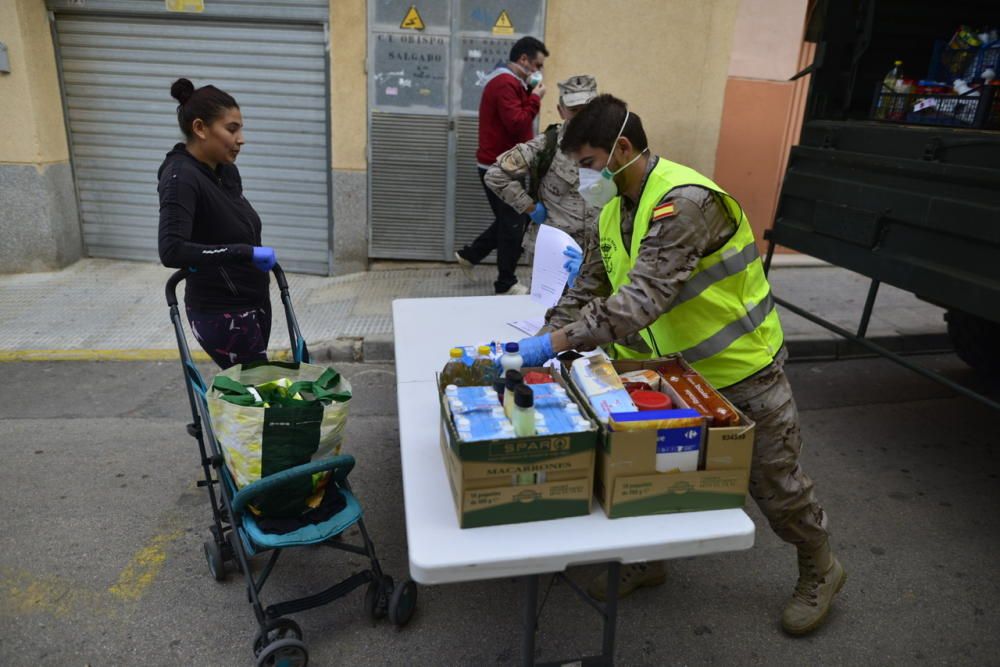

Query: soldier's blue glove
<box><xmin>251</xmin><ymin>246</ymin><xmax>277</xmax><ymax>272</ymax></box>
<box><xmin>563</xmin><ymin>246</ymin><xmax>583</xmax><ymax>287</ymax></box>
<box><xmin>529</xmin><ymin>202</ymin><xmax>547</xmax><ymax>225</ymax></box>
<box><xmin>517</xmin><ymin>334</ymin><xmax>555</xmax><ymax>367</ymax></box>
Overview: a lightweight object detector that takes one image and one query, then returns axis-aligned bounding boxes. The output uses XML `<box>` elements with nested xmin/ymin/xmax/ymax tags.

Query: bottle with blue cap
<box><xmin>500</xmin><ymin>342</ymin><xmax>524</xmax><ymax>373</ymax></box>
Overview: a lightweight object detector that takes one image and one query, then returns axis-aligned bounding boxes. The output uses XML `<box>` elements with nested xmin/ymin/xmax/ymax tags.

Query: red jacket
<box><xmin>477</xmin><ymin>68</ymin><xmax>541</xmax><ymax>166</ymax></box>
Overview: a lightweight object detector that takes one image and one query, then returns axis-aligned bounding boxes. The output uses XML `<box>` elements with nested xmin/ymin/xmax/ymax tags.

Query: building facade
<box><xmin>2</xmin><ymin>0</ymin><xmax>806</xmax><ymax>276</ymax></box>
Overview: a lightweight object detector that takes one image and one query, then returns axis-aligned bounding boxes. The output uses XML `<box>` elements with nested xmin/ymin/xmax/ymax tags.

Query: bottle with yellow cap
<box><xmin>441</xmin><ymin>347</ymin><xmax>471</xmax><ymax>388</ymax></box>
<box><xmin>471</xmin><ymin>344</ymin><xmax>498</xmax><ymax>386</ymax></box>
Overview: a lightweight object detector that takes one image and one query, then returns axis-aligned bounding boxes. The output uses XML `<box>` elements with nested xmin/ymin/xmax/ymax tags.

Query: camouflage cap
<box><xmin>558</xmin><ymin>74</ymin><xmax>598</xmax><ymax>108</ymax></box>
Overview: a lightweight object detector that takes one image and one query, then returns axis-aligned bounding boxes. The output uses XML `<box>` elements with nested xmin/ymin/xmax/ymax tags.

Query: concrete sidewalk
<box><xmin>0</xmin><ymin>257</ymin><xmax>951</xmax><ymax>362</ymax></box>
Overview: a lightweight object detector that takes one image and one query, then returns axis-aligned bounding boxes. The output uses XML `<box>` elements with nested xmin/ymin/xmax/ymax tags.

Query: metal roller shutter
<box><xmin>47</xmin><ymin>0</ymin><xmax>329</xmax><ymax>23</ymax></box>
<box><xmin>51</xmin><ymin>13</ymin><xmax>331</xmax><ymax>274</ymax></box>
<box><xmin>369</xmin><ymin>113</ymin><xmax>451</xmax><ymax>259</ymax></box>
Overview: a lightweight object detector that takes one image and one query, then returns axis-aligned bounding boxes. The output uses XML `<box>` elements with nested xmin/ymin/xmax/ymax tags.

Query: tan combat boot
<box><xmin>782</xmin><ymin>541</ymin><xmax>847</xmax><ymax>635</ymax></box>
<box><xmin>587</xmin><ymin>561</ymin><xmax>667</xmax><ymax>602</ymax></box>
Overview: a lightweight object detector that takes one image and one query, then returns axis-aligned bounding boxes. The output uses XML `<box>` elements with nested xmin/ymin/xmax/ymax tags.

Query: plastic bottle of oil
<box><xmin>471</xmin><ymin>345</ymin><xmax>498</xmax><ymax>386</ymax></box>
<box><xmin>880</xmin><ymin>60</ymin><xmax>904</xmax><ymax>119</ymax></box>
<box><xmin>883</xmin><ymin>60</ymin><xmax>902</xmax><ymax>92</ymax></box>
<box><xmin>441</xmin><ymin>347</ymin><xmax>471</xmax><ymax>388</ymax></box>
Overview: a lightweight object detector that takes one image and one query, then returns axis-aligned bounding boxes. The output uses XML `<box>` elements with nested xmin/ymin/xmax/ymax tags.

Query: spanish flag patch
<box><xmin>652</xmin><ymin>202</ymin><xmax>677</xmax><ymax>221</ymax></box>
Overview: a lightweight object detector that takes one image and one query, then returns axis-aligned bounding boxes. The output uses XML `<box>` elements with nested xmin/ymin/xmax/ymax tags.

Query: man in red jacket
<box><xmin>455</xmin><ymin>36</ymin><xmax>549</xmax><ymax>295</ymax></box>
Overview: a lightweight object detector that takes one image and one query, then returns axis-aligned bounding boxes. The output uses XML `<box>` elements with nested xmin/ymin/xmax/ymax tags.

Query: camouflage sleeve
<box><xmin>560</xmin><ymin>188</ymin><xmax>735</xmax><ymax>350</ymax></box>
<box><xmin>541</xmin><ymin>220</ymin><xmax>611</xmax><ymax>332</ymax></box>
<box><xmin>484</xmin><ymin>133</ymin><xmax>548</xmax><ymax>215</ymax></box>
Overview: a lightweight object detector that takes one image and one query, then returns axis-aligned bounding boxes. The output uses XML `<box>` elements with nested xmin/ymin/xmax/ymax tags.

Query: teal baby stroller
<box><xmin>166</xmin><ymin>265</ymin><xmax>416</xmax><ymax>666</ymax></box>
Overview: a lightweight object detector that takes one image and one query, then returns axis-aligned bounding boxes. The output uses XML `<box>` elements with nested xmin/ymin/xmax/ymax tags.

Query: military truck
<box><xmin>769</xmin><ymin>0</ymin><xmax>1000</xmax><ymax>377</ymax></box>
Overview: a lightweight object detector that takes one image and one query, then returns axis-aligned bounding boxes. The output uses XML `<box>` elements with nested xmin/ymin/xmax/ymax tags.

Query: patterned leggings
<box><xmin>186</xmin><ymin>303</ymin><xmax>272</xmax><ymax>369</ymax></box>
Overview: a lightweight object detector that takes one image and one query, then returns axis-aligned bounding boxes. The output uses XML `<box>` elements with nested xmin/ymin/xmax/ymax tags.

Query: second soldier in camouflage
<box><xmin>485</xmin><ymin>75</ymin><xmax>601</xmax><ymax>260</ymax></box>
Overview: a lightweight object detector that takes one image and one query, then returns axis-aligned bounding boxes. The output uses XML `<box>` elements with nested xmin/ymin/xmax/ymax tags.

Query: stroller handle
<box><xmin>165</xmin><ymin>262</ymin><xmax>308</xmax><ymax>364</ymax></box>
<box><xmin>165</xmin><ymin>269</ymin><xmax>191</xmax><ymax>307</ymax></box>
<box><xmin>165</xmin><ymin>263</ymin><xmax>290</xmax><ymax>307</ymax></box>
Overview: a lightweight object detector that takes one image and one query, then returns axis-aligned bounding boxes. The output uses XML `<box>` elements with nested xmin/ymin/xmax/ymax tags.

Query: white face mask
<box><xmin>527</xmin><ymin>70</ymin><xmax>543</xmax><ymax>88</ymax></box>
<box><xmin>577</xmin><ymin>111</ymin><xmax>646</xmax><ymax>208</ymax></box>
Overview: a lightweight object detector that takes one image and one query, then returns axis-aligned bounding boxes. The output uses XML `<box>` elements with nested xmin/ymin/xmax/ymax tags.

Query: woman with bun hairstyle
<box><xmin>158</xmin><ymin>78</ymin><xmax>277</xmax><ymax>368</ymax></box>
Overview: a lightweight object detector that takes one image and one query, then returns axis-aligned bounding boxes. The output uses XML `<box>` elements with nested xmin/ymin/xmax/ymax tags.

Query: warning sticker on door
<box><xmin>492</xmin><ymin>10</ymin><xmax>514</xmax><ymax>35</ymax></box>
<box><xmin>400</xmin><ymin>5</ymin><xmax>426</xmax><ymax>30</ymax></box>
<box><xmin>165</xmin><ymin>0</ymin><xmax>204</xmax><ymax>12</ymax></box>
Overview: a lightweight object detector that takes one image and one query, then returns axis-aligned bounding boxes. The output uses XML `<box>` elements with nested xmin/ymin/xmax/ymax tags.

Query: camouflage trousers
<box><xmin>720</xmin><ymin>348</ymin><xmax>829</xmax><ymax>549</ymax></box>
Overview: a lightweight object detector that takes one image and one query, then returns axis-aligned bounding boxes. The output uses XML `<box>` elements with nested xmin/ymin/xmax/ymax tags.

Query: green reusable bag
<box><xmin>211</xmin><ymin>367</ymin><xmax>350</xmax><ymax>408</ymax></box>
<box><xmin>206</xmin><ymin>361</ymin><xmax>352</xmax><ymax>517</ymax></box>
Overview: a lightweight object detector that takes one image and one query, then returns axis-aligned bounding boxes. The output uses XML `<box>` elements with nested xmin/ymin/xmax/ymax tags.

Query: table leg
<box><xmin>519</xmin><ymin>565</ymin><xmax>620</xmax><ymax>667</ymax></box>
<box><xmin>522</xmin><ymin>574</ymin><xmax>539</xmax><ymax>666</ymax></box>
<box><xmin>601</xmin><ymin>562</ymin><xmax>620</xmax><ymax>661</ymax></box>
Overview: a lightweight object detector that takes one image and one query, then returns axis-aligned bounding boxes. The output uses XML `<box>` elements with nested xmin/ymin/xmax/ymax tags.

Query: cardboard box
<box><xmin>439</xmin><ymin>368</ymin><xmax>598</xmax><ymax>528</ymax></box>
<box><xmin>561</xmin><ymin>355</ymin><xmax>755</xmax><ymax>518</ymax></box>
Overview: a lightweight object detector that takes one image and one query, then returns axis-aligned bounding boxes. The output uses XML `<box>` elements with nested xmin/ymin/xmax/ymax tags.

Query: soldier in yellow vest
<box><xmin>514</xmin><ymin>95</ymin><xmax>845</xmax><ymax>636</ymax></box>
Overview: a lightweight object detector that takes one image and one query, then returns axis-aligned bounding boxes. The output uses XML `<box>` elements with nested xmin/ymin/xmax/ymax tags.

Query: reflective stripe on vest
<box><xmin>680</xmin><ymin>290</ymin><xmax>775</xmax><ymax>363</ymax></box>
<box><xmin>598</xmin><ymin>158</ymin><xmax>784</xmax><ymax>388</ymax></box>
<box><xmin>674</xmin><ymin>239</ymin><xmax>758</xmax><ymax>307</ymax></box>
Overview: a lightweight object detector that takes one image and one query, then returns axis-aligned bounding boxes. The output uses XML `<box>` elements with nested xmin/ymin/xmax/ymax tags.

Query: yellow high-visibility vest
<box><xmin>599</xmin><ymin>158</ymin><xmax>783</xmax><ymax>388</ymax></box>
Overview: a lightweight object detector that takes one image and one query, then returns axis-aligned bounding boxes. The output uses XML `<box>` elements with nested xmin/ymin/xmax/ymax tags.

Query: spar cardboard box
<box><xmin>438</xmin><ymin>368</ymin><xmax>599</xmax><ymax>528</ymax></box>
<box><xmin>561</xmin><ymin>354</ymin><xmax>755</xmax><ymax>518</ymax></box>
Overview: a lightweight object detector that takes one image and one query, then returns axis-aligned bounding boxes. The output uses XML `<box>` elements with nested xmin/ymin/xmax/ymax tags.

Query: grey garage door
<box><xmin>51</xmin><ymin>13</ymin><xmax>331</xmax><ymax>274</ymax></box>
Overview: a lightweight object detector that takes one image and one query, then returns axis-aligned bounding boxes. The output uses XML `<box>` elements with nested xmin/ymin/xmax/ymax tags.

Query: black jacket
<box><xmin>157</xmin><ymin>144</ymin><xmax>269</xmax><ymax>312</ymax></box>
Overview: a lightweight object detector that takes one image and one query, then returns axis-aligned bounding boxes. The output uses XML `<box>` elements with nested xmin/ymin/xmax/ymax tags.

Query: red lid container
<box><xmin>523</xmin><ymin>371</ymin><xmax>555</xmax><ymax>385</ymax></box>
<box><xmin>630</xmin><ymin>390</ymin><xmax>673</xmax><ymax>411</ymax></box>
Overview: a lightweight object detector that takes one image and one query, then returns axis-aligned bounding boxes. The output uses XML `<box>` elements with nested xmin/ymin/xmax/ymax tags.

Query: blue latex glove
<box><xmin>529</xmin><ymin>202</ymin><xmax>547</xmax><ymax>225</ymax></box>
<box><xmin>563</xmin><ymin>246</ymin><xmax>583</xmax><ymax>287</ymax></box>
<box><xmin>518</xmin><ymin>334</ymin><xmax>555</xmax><ymax>367</ymax></box>
<box><xmin>251</xmin><ymin>246</ymin><xmax>277</xmax><ymax>272</ymax></box>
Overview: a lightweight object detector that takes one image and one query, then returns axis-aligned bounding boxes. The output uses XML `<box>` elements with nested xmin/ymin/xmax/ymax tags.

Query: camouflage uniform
<box><xmin>485</xmin><ymin>123</ymin><xmax>600</xmax><ymax>257</ymax></box>
<box><xmin>546</xmin><ymin>155</ymin><xmax>829</xmax><ymax>549</ymax></box>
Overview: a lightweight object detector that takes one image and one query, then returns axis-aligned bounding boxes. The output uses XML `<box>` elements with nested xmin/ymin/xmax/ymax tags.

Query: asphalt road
<box><xmin>0</xmin><ymin>355</ymin><xmax>997</xmax><ymax>666</ymax></box>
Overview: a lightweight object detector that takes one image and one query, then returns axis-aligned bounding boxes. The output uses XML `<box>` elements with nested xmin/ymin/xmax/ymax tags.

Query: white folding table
<box><xmin>392</xmin><ymin>296</ymin><xmax>755</xmax><ymax>666</ymax></box>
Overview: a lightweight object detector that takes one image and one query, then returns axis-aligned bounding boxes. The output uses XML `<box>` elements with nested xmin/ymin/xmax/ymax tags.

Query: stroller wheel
<box><xmin>255</xmin><ymin>637</ymin><xmax>308</xmax><ymax>667</ymax></box>
<box><xmin>203</xmin><ymin>540</ymin><xmax>226</xmax><ymax>582</ymax></box>
<box><xmin>389</xmin><ymin>579</ymin><xmax>418</xmax><ymax>627</ymax></box>
<box><xmin>363</xmin><ymin>575</ymin><xmax>392</xmax><ymax>623</ymax></box>
<box><xmin>253</xmin><ymin>618</ymin><xmax>303</xmax><ymax>657</ymax></box>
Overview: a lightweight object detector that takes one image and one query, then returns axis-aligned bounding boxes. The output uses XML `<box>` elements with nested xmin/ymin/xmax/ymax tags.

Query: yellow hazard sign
<box><xmin>165</xmin><ymin>0</ymin><xmax>204</xmax><ymax>12</ymax></box>
<box><xmin>400</xmin><ymin>5</ymin><xmax>426</xmax><ymax>30</ymax></box>
<box><xmin>492</xmin><ymin>10</ymin><xmax>514</xmax><ymax>35</ymax></box>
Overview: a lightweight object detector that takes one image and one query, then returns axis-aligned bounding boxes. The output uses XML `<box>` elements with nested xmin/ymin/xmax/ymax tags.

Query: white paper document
<box><xmin>530</xmin><ymin>224</ymin><xmax>582</xmax><ymax>309</ymax></box>
<box><xmin>508</xmin><ymin>318</ymin><xmax>545</xmax><ymax>336</ymax></box>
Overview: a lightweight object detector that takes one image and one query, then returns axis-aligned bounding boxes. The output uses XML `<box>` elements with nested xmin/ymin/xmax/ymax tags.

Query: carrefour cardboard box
<box><xmin>439</xmin><ymin>368</ymin><xmax>598</xmax><ymax>528</ymax></box>
<box><xmin>561</xmin><ymin>355</ymin><xmax>755</xmax><ymax>518</ymax></box>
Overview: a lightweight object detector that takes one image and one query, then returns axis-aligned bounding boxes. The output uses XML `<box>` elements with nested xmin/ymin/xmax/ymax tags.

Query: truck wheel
<box><xmin>945</xmin><ymin>309</ymin><xmax>1000</xmax><ymax>376</ymax></box>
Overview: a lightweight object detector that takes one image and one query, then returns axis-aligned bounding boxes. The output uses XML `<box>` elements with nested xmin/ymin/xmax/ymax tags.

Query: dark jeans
<box><xmin>186</xmin><ymin>302</ymin><xmax>272</xmax><ymax>369</ymax></box>
<box><xmin>458</xmin><ymin>167</ymin><xmax>528</xmax><ymax>293</ymax></box>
